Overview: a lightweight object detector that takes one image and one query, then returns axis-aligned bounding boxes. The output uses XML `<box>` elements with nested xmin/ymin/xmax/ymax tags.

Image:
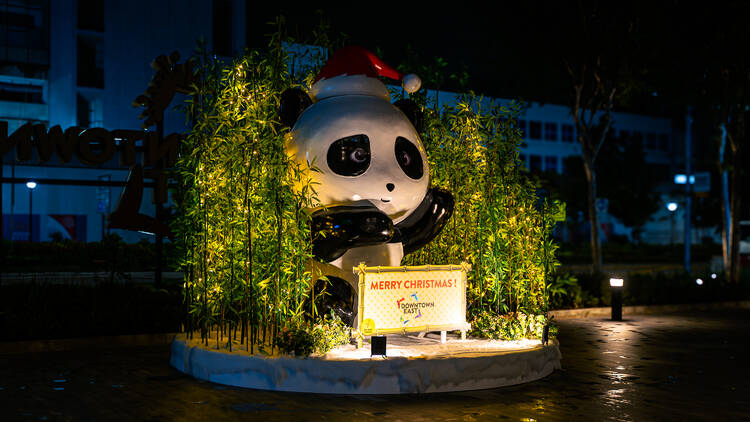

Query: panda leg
<box><xmin>308</xmin><ymin>276</ymin><xmax>356</xmax><ymax>326</ymax></box>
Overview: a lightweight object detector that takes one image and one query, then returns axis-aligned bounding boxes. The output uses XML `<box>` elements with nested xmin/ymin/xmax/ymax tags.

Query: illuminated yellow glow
<box><xmin>609</xmin><ymin>278</ymin><xmax>624</xmax><ymax>287</ymax></box>
<box><xmin>356</xmin><ymin>264</ymin><xmax>471</xmax><ymax>336</ymax></box>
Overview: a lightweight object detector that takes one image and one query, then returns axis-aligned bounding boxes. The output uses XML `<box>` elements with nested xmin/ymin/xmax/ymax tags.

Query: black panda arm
<box><xmin>391</xmin><ymin>188</ymin><xmax>454</xmax><ymax>255</ymax></box>
<box><xmin>312</xmin><ymin>205</ymin><xmax>394</xmax><ymax>262</ymax></box>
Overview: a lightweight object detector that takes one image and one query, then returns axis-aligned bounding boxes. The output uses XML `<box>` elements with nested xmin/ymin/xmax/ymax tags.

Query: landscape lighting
<box><xmin>609</xmin><ymin>278</ymin><xmax>624</xmax><ymax>287</ymax></box>
<box><xmin>610</xmin><ymin>278</ymin><xmax>623</xmax><ymax>321</ymax></box>
<box><xmin>696</xmin><ymin>278</ymin><xmax>703</xmax><ymax>286</ymax></box>
<box><xmin>666</xmin><ymin>202</ymin><xmax>678</xmax><ymax>212</ymax></box>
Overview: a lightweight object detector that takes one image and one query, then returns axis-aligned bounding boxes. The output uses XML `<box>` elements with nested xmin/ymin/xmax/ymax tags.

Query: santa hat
<box><xmin>310</xmin><ymin>46</ymin><xmax>422</xmax><ymax>101</ymax></box>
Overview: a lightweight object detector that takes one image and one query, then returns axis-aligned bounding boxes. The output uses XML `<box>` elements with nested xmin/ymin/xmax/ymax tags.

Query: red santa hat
<box><xmin>310</xmin><ymin>46</ymin><xmax>422</xmax><ymax>101</ymax></box>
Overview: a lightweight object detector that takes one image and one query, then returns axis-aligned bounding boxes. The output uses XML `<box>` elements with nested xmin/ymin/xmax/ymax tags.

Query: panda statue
<box><xmin>280</xmin><ymin>46</ymin><xmax>454</xmax><ymax>327</ymax></box>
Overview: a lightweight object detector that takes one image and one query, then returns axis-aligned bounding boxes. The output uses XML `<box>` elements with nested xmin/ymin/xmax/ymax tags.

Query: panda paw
<box><xmin>312</xmin><ymin>205</ymin><xmax>394</xmax><ymax>262</ymax></box>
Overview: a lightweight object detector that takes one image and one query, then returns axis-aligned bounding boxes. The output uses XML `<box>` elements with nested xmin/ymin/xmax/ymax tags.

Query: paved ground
<box><xmin>1</xmin><ymin>310</ymin><xmax>748</xmax><ymax>421</ymax></box>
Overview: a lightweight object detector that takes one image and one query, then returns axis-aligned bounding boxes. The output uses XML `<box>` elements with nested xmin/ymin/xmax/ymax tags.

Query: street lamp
<box><xmin>666</xmin><ymin>202</ymin><xmax>678</xmax><ymax>245</ymax></box>
<box><xmin>26</xmin><ymin>180</ymin><xmax>37</xmax><ymax>242</ymax></box>
<box><xmin>610</xmin><ymin>278</ymin><xmax>623</xmax><ymax>321</ymax></box>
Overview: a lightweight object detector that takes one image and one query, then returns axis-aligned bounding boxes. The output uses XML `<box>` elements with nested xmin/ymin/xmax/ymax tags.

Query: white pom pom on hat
<box><xmin>310</xmin><ymin>46</ymin><xmax>422</xmax><ymax>101</ymax></box>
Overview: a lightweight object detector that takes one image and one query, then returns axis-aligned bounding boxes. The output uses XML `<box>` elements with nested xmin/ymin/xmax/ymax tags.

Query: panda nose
<box><xmin>386</xmin><ymin>183</ymin><xmax>395</xmax><ymax>192</ymax></box>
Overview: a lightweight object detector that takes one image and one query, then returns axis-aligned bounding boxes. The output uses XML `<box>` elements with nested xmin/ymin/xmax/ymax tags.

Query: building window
<box><xmin>213</xmin><ymin>0</ymin><xmax>233</xmax><ymax>57</ymax></box>
<box><xmin>519</xmin><ymin>154</ymin><xmax>527</xmax><ymax>167</ymax></box>
<box><xmin>658</xmin><ymin>134</ymin><xmax>669</xmax><ymax>151</ymax></box>
<box><xmin>77</xmin><ymin>35</ymin><xmax>104</xmax><ymax>88</ymax></box>
<box><xmin>528</xmin><ymin>120</ymin><xmax>542</xmax><ymax>139</ymax></box>
<box><xmin>516</xmin><ymin>119</ymin><xmax>527</xmax><ymax>137</ymax></box>
<box><xmin>544</xmin><ymin>122</ymin><xmax>558</xmax><ymax>141</ymax></box>
<box><xmin>0</xmin><ymin>2</ymin><xmax>50</xmax><ymax>73</ymax></box>
<box><xmin>78</xmin><ymin>0</ymin><xmax>104</xmax><ymax>32</ymax></box>
<box><xmin>646</xmin><ymin>133</ymin><xmax>657</xmax><ymax>150</ymax></box>
<box><xmin>631</xmin><ymin>131</ymin><xmax>642</xmax><ymax>145</ymax></box>
<box><xmin>77</xmin><ymin>93</ymin><xmax>103</xmax><ymax>128</ymax></box>
<box><xmin>545</xmin><ymin>156</ymin><xmax>558</xmax><ymax>173</ymax></box>
<box><xmin>561</xmin><ymin>124</ymin><xmax>575</xmax><ymax>142</ymax></box>
<box><xmin>529</xmin><ymin>154</ymin><xmax>542</xmax><ymax>171</ymax></box>
<box><xmin>0</xmin><ymin>82</ymin><xmax>43</xmax><ymax>103</ymax></box>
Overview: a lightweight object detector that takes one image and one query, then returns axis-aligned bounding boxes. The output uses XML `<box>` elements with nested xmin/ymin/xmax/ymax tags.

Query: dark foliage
<box><xmin>2</xmin><ymin>236</ymin><xmax>179</xmax><ymax>273</ymax></box>
<box><xmin>0</xmin><ymin>282</ymin><xmax>183</xmax><ymax>342</ymax></box>
<box><xmin>550</xmin><ymin>270</ymin><xmax>750</xmax><ymax>310</ymax></box>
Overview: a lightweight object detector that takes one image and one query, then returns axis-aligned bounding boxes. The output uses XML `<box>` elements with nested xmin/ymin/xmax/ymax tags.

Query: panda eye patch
<box><xmin>395</xmin><ymin>136</ymin><xmax>423</xmax><ymax>180</ymax></box>
<box><xmin>327</xmin><ymin>134</ymin><xmax>370</xmax><ymax>176</ymax></box>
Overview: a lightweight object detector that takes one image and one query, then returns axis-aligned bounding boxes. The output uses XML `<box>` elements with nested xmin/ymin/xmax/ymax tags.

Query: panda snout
<box><xmin>386</xmin><ymin>183</ymin><xmax>395</xmax><ymax>192</ymax></box>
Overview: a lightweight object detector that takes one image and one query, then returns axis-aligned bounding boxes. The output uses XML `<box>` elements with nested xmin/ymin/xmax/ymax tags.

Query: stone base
<box><xmin>170</xmin><ymin>333</ymin><xmax>561</xmax><ymax>394</ymax></box>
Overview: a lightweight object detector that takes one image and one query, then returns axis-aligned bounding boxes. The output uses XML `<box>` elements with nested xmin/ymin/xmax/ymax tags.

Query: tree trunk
<box><xmin>583</xmin><ymin>158</ymin><xmax>602</xmax><ymax>273</ymax></box>
<box><xmin>719</xmin><ymin>124</ymin><xmax>731</xmax><ymax>273</ymax></box>
<box><xmin>728</xmin><ymin>116</ymin><xmax>743</xmax><ymax>283</ymax></box>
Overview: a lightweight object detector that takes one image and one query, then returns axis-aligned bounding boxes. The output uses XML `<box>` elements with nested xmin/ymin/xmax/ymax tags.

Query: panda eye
<box><xmin>327</xmin><ymin>134</ymin><xmax>370</xmax><ymax>176</ymax></box>
<box><xmin>350</xmin><ymin>148</ymin><xmax>368</xmax><ymax>163</ymax></box>
<box><xmin>397</xmin><ymin>150</ymin><xmax>411</xmax><ymax>166</ymax></box>
<box><xmin>395</xmin><ymin>136</ymin><xmax>423</xmax><ymax>179</ymax></box>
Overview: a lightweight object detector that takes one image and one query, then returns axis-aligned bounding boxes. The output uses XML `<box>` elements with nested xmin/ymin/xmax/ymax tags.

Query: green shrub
<box><xmin>276</xmin><ymin>326</ymin><xmax>315</xmax><ymax>357</ymax></box>
<box><xmin>547</xmin><ymin>272</ymin><xmax>583</xmax><ymax>309</ymax></box>
<box><xmin>310</xmin><ymin>314</ymin><xmax>351</xmax><ymax>355</ymax></box>
<box><xmin>275</xmin><ymin>314</ymin><xmax>350</xmax><ymax>357</ymax></box>
<box><xmin>468</xmin><ymin>309</ymin><xmax>556</xmax><ymax>341</ymax></box>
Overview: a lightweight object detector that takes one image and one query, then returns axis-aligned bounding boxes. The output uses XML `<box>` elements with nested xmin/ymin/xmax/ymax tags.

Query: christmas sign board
<box><xmin>354</xmin><ymin>263</ymin><xmax>471</xmax><ymax>343</ymax></box>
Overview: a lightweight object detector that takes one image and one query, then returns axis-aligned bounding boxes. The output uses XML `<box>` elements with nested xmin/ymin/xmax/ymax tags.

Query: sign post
<box><xmin>353</xmin><ymin>262</ymin><xmax>471</xmax><ymax>348</ymax></box>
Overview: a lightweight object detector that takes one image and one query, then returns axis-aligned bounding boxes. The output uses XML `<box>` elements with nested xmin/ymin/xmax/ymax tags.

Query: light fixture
<box><xmin>696</xmin><ymin>278</ymin><xmax>703</xmax><ymax>286</ymax></box>
<box><xmin>371</xmin><ymin>335</ymin><xmax>387</xmax><ymax>357</ymax></box>
<box><xmin>609</xmin><ymin>278</ymin><xmax>624</xmax><ymax>287</ymax></box>
<box><xmin>26</xmin><ymin>180</ymin><xmax>37</xmax><ymax>242</ymax></box>
<box><xmin>666</xmin><ymin>202</ymin><xmax>678</xmax><ymax>212</ymax></box>
<box><xmin>711</xmin><ymin>273</ymin><xmax>717</xmax><ymax>279</ymax></box>
<box><xmin>609</xmin><ymin>278</ymin><xmax>623</xmax><ymax>321</ymax></box>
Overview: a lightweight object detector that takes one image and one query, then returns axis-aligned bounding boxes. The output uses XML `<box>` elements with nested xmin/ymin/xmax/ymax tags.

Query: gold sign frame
<box><xmin>353</xmin><ymin>262</ymin><xmax>471</xmax><ymax>347</ymax></box>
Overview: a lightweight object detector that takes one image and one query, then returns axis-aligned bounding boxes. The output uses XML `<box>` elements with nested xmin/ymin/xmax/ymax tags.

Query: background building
<box><xmin>1</xmin><ymin>0</ymin><xmax>691</xmax><ymax>245</ymax></box>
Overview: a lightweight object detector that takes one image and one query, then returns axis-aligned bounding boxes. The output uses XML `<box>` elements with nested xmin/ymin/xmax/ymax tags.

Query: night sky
<box><xmin>246</xmin><ymin>2</ymin><xmax>750</xmax><ymax>122</ymax></box>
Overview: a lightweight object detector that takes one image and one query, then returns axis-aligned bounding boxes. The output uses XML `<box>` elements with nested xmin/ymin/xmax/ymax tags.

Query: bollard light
<box><xmin>371</xmin><ymin>335</ymin><xmax>387</xmax><ymax>357</ymax></box>
<box><xmin>609</xmin><ymin>278</ymin><xmax>623</xmax><ymax>321</ymax></box>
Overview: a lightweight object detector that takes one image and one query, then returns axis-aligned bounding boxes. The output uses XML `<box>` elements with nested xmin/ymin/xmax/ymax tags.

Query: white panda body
<box><xmin>287</xmin><ymin>93</ymin><xmax>430</xmax><ymax>323</ymax></box>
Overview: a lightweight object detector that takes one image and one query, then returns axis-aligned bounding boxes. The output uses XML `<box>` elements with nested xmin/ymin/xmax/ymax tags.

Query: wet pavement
<box><xmin>1</xmin><ymin>310</ymin><xmax>748</xmax><ymax>421</ymax></box>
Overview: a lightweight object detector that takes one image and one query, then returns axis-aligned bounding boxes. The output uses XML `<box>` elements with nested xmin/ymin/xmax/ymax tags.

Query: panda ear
<box><xmin>393</xmin><ymin>99</ymin><xmax>424</xmax><ymax>133</ymax></box>
<box><xmin>280</xmin><ymin>88</ymin><xmax>312</xmax><ymax>128</ymax></box>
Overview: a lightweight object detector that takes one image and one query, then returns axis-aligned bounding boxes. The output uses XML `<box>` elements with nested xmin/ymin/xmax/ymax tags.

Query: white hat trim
<box><xmin>310</xmin><ymin>74</ymin><xmax>391</xmax><ymax>102</ymax></box>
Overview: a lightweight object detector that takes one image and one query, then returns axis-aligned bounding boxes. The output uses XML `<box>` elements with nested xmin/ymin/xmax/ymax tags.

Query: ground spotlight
<box><xmin>696</xmin><ymin>278</ymin><xmax>703</xmax><ymax>286</ymax></box>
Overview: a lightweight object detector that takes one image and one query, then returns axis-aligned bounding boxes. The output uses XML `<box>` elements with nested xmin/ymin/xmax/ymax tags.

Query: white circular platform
<box><xmin>170</xmin><ymin>333</ymin><xmax>561</xmax><ymax>394</ymax></box>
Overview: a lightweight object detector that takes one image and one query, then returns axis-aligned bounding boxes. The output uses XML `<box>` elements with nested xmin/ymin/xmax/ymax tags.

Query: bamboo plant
<box><xmin>174</xmin><ymin>29</ymin><xmax>564</xmax><ymax>352</ymax></box>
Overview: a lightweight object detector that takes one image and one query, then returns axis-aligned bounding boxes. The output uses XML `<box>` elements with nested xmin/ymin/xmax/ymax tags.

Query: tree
<box><xmin>596</xmin><ymin>132</ymin><xmax>661</xmax><ymax>242</ymax></box>
<box><xmin>706</xmin><ymin>3</ymin><xmax>750</xmax><ymax>282</ymax></box>
<box><xmin>560</xmin><ymin>3</ymin><xmax>638</xmax><ymax>272</ymax></box>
